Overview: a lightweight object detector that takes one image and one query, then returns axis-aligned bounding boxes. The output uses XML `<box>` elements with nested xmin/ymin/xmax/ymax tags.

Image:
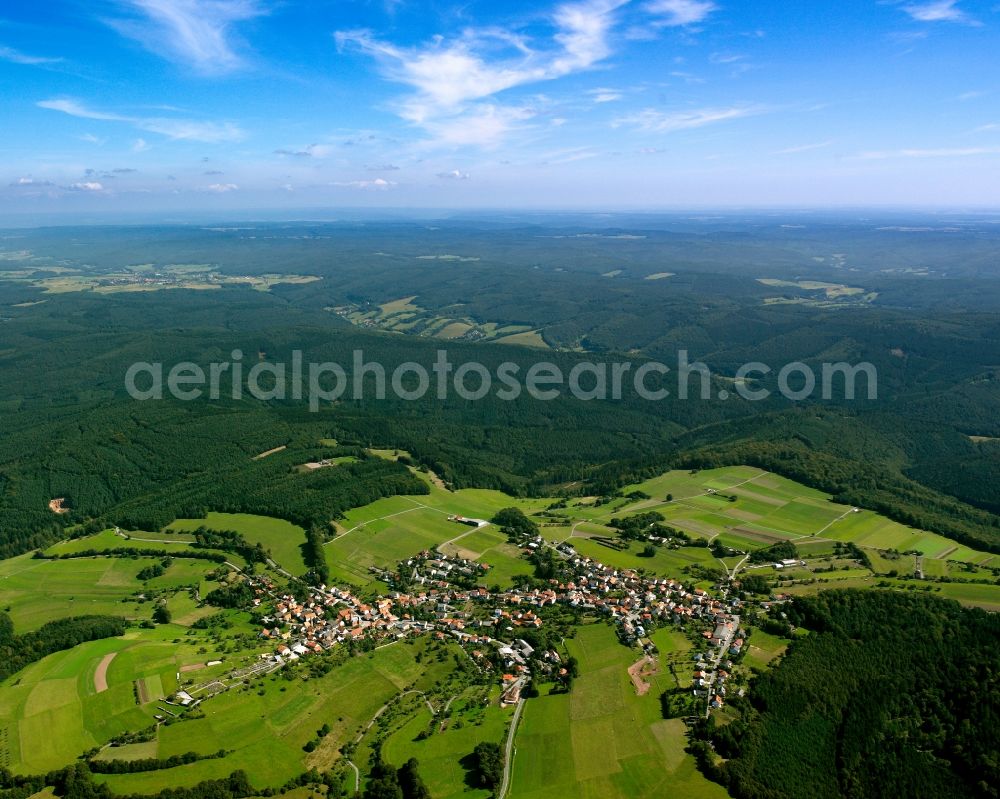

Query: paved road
<box><xmin>498</xmin><ymin>699</ymin><xmax>526</xmax><ymax>799</ymax></box>
<box><xmin>704</xmin><ymin>614</ymin><xmax>740</xmax><ymax>718</ymax></box>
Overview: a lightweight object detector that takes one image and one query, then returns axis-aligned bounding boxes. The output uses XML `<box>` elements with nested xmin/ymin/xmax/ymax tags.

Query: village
<box><xmin>233</xmin><ymin>544</ymin><xmax>750</xmax><ymax>714</ymax></box>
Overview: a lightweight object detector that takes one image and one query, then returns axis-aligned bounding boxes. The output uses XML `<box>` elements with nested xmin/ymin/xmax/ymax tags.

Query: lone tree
<box><xmin>152</xmin><ymin>604</ymin><xmax>172</xmax><ymax>625</ymax></box>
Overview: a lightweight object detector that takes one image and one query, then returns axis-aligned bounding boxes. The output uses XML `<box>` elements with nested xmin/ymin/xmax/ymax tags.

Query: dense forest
<box><xmin>1</xmin><ymin>218</ymin><xmax>999</xmax><ymax>559</ymax></box>
<box><xmin>697</xmin><ymin>591</ymin><xmax>1000</xmax><ymax>799</ymax></box>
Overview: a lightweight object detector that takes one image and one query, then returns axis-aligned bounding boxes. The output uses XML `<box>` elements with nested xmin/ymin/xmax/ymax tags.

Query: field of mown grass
<box><xmin>0</xmin><ymin>625</ymin><xmax>226</xmax><ymax>775</ymax></box>
<box><xmin>508</xmin><ymin>624</ymin><xmax>729</xmax><ymax>799</ymax></box>
<box><xmin>169</xmin><ymin>512</ymin><xmax>309</xmax><ymax>576</ymax></box>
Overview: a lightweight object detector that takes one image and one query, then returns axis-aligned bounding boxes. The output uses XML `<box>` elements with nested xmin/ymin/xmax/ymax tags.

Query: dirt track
<box><xmin>94</xmin><ymin>653</ymin><xmax>116</xmax><ymax>693</ymax></box>
<box><xmin>628</xmin><ymin>656</ymin><xmax>657</xmax><ymax>696</ymax></box>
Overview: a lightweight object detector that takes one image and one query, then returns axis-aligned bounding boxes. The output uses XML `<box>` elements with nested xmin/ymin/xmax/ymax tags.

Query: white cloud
<box><xmin>613</xmin><ymin>105</ymin><xmax>765</xmax><ymax>133</ymax></box>
<box><xmin>105</xmin><ymin>0</ymin><xmax>267</xmax><ymax>73</ymax></box>
<box><xmin>80</xmin><ymin>133</ymin><xmax>107</xmax><ymax>145</ymax></box>
<box><xmin>857</xmin><ymin>147</ymin><xmax>1000</xmax><ymax>159</ymax></box>
<box><xmin>204</xmin><ymin>182</ymin><xmax>239</xmax><ymax>192</ymax></box>
<box><xmin>68</xmin><ymin>182</ymin><xmax>104</xmax><ymax>191</ymax></box>
<box><xmin>644</xmin><ymin>0</ymin><xmax>717</xmax><ymax>27</ymax></box>
<box><xmin>422</xmin><ymin>104</ymin><xmax>537</xmax><ymax>148</ymax></box>
<box><xmin>588</xmin><ymin>87</ymin><xmax>623</xmax><ymax>102</ymax></box>
<box><xmin>0</xmin><ymin>45</ymin><xmax>62</xmax><ymax>65</ymax></box>
<box><xmin>38</xmin><ymin>98</ymin><xmax>245</xmax><ymax>143</ymax></box>
<box><xmin>335</xmin><ymin>0</ymin><xmax>627</xmax><ymax>147</ymax></box>
<box><xmin>436</xmin><ymin>170</ymin><xmax>471</xmax><ymax>180</ymax></box>
<box><xmin>132</xmin><ymin>137</ymin><xmax>150</xmax><ymax>152</ymax></box>
<box><xmin>331</xmin><ymin>178</ymin><xmax>396</xmax><ymax>189</ymax></box>
<box><xmin>901</xmin><ymin>1</ymin><xmax>977</xmax><ymax>24</ymax></box>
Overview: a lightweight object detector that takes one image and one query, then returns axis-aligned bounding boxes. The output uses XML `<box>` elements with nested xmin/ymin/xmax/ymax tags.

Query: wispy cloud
<box><xmin>10</xmin><ymin>177</ymin><xmax>55</xmax><ymax>187</ymax></box>
<box><xmin>331</xmin><ymin>178</ymin><xmax>396</xmax><ymax>189</ymax></box>
<box><xmin>644</xmin><ymin>0</ymin><xmax>717</xmax><ymax>27</ymax></box>
<box><xmin>67</xmin><ymin>181</ymin><xmax>104</xmax><ymax>192</ymax></box>
<box><xmin>0</xmin><ymin>45</ymin><xmax>62</xmax><ymax>65</ymax></box>
<box><xmin>588</xmin><ymin>87</ymin><xmax>623</xmax><ymax>102</ymax></box>
<box><xmin>773</xmin><ymin>140</ymin><xmax>833</xmax><ymax>154</ymax></box>
<box><xmin>857</xmin><ymin>146</ymin><xmax>1000</xmax><ymax>159</ymax></box>
<box><xmin>38</xmin><ymin>98</ymin><xmax>245</xmax><ymax>143</ymax></box>
<box><xmin>900</xmin><ymin>1</ymin><xmax>978</xmax><ymax>25</ymax></box>
<box><xmin>335</xmin><ymin>0</ymin><xmax>628</xmax><ymax>147</ymax></box>
<box><xmin>273</xmin><ymin>143</ymin><xmax>335</xmax><ymax>158</ymax></box>
<box><xmin>436</xmin><ymin>169</ymin><xmax>471</xmax><ymax>180</ymax></box>
<box><xmin>105</xmin><ymin>0</ymin><xmax>267</xmax><ymax>73</ymax></box>
<box><xmin>613</xmin><ymin>105</ymin><xmax>765</xmax><ymax>133</ymax></box>
<box><xmin>204</xmin><ymin>182</ymin><xmax>239</xmax><ymax>192</ymax></box>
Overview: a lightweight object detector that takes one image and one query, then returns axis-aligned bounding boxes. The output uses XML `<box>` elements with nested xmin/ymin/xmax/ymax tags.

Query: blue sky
<box><xmin>1</xmin><ymin>0</ymin><xmax>999</xmax><ymax>214</ymax></box>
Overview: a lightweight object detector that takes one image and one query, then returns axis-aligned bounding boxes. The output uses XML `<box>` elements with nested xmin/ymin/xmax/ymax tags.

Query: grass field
<box><xmin>381</xmin><ymin>687</ymin><xmax>513</xmax><ymax>799</ymax></box>
<box><xmin>0</xmin><ymin>552</ymin><xmax>223</xmax><ymax>631</ymax></box>
<box><xmin>0</xmin><ymin>625</ymin><xmax>227</xmax><ymax>774</ymax></box>
<box><xmin>508</xmin><ymin>624</ymin><xmax>729</xmax><ymax>799</ymax></box>
<box><xmin>742</xmin><ymin>629</ymin><xmax>789</xmax><ymax>672</ymax></box>
<box><xmin>96</xmin><ymin>639</ymin><xmax>454</xmax><ymax>793</ymax></box>
<box><xmin>169</xmin><ymin>513</ymin><xmax>309</xmax><ymax>576</ymax></box>
<box><xmin>314</xmin><ymin>463</ymin><xmax>1000</xmax><ymax>605</ymax></box>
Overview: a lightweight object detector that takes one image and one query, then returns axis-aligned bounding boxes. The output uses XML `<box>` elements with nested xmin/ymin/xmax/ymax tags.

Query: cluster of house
<box><xmin>556</xmin><ymin>556</ymin><xmax>742</xmax><ymax>643</ymax></box>
<box><xmin>253</xmin><ymin>549</ymin><xmax>741</xmax><ymax>672</ymax></box>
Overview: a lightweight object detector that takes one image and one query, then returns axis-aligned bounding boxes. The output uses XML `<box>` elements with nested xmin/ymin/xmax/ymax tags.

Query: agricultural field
<box><xmin>316</xmin><ymin>462</ymin><xmax>1000</xmax><ymax>606</ymax></box>
<box><xmin>331</xmin><ymin>296</ymin><xmax>552</xmax><ymax>349</ymax></box>
<box><xmin>508</xmin><ymin>624</ymin><xmax>729</xmax><ymax>799</ymax></box>
<box><xmin>0</xmin><ymin>624</ymin><xmax>232</xmax><ymax>775</ymax></box>
<box><xmin>96</xmin><ymin>638</ymin><xmax>454</xmax><ymax>794</ymax></box>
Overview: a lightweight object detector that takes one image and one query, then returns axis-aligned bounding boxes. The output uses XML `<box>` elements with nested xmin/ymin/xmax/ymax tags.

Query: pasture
<box><xmin>508</xmin><ymin>624</ymin><xmax>729</xmax><ymax>799</ymax></box>
<box><xmin>0</xmin><ymin>625</ymin><xmax>222</xmax><ymax>775</ymax></box>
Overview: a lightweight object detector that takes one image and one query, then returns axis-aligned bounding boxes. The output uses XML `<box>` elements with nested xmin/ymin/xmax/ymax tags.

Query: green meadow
<box><xmin>95</xmin><ymin>639</ymin><xmax>455</xmax><ymax>794</ymax></box>
<box><xmin>508</xmin><ymin>624</ymin><xmax>728</xmax><ymax>799</ymax></box>
<box><xmin>169</xmin><ymin>513</ymin><xmax>309</xmax><ymax>576</ymax></box>
<box><xmin>0</xmin><ymin>625</ymin><xmax>222</xmax><ymax>775</ymax></box>
<box><xmin>381</xmin><ymin>688</ymin><xmax>514</xmax><ymax>799</ymax></box>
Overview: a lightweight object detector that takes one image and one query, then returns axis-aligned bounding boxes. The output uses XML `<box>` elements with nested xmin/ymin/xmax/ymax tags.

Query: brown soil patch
<box><xmin>628</xmin><ymin>656</ymin><xmax>659</xmax><ymax>696</ymax></box>
<box><xmin>135</xmin><ymin>679</ymin><xmax>150</xmax><ymax>704</ymax></box>
<box><xmin>180</xmin><ymin>663</ymin><xmax>206</xmax><ymax>673</ymax></box>
<box><xmin>48</xmin><ymin>498</ymin><xmax>69</xmax><ymax>514</ymax></box>
<box><xmin>94</xmin><ymin>653</ymin><xmax>116</xmax><ymax>693</ymax></box>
